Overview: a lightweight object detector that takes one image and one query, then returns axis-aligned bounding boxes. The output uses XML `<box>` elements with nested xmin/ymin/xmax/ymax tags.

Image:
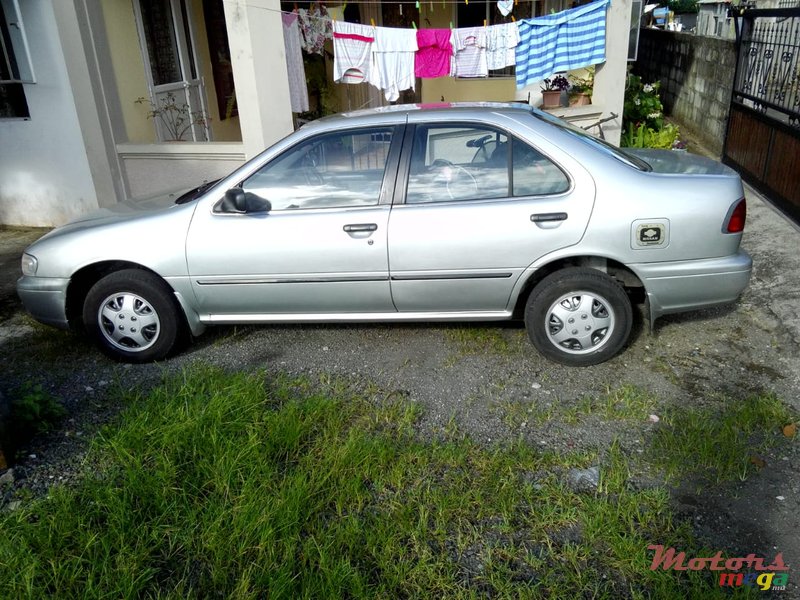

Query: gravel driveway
<box><xmin>1</xmin><ymin>186</ymin><xmax>799</xmax><ymax>596</ymax></box>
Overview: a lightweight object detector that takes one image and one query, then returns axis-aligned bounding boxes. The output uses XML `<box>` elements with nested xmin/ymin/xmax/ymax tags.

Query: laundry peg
<box><xmin>400</xmin><ymin>3</ymin><xmax>403</xmax><ymax>15</ymax></box>
<box><xmin>293</xmin><ymin>2</ymin><xmax>298</xmax><ymax>11</ymax></box>
<box><xmin>430</xmin><ymin>1</ymin><xmax>434</xmax><ymax>11</ymax></box>
<box><xmin>370</xmin><ymin>17</ymin><xmax>375</xmax><ymax>26</ymax></box>
<box><xmin>415</xmin><ymin>0</ymin><xmax>420</xmax><ymax>8</ymax></box>
<box><xmin>412</xmin><ymin>20</ymin><xmax>417</xmax><ymax>29</ymax></box>
<box><xmin>483</xmin><ymin>18</ymin><xmax>487</xmax><ymax>26</ymax></box>
<box><xmin>511</xmin><ymin>15</ymin><xmax>516</xmax><ymax>21</ymax></box>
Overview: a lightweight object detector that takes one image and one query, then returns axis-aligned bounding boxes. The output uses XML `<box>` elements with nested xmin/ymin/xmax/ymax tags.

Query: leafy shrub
<box><xmin>621</xmin><ymin>73</ymin><xmax>683</xmax><ymax>149</ymax></box>
<box><xmin>4</xmin><ymin>384</ymin><xmax>66</xmax><ymax>458</ymax></box>
<box><xmin>621</xmin><ymin>122</ymin><xmax>681</xmax><ymax>149</ymax></box>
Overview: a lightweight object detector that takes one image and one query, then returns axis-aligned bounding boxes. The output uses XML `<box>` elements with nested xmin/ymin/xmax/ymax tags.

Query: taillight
<box><xmin>725</xmin><ymin>198</ymin><xmax>746</xmax><ymax>233</ymax></box>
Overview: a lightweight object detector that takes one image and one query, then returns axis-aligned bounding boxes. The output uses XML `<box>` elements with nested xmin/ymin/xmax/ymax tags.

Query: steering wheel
<box><xmin>431</xmin><ymin>159</ymin><xmax>479</xmax><ymax>200</ymax></box>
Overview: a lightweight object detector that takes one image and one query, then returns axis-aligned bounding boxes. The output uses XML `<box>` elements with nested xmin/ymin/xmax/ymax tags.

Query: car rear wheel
<box><xmin>83</xmin><ymin>269</ymin><xmax>179</xmax><ymax>362</ymax></box>
<box><xmin>525</xmin><ymin>268</ymin><xmax>632</xmax><ymax>366</ymax></box>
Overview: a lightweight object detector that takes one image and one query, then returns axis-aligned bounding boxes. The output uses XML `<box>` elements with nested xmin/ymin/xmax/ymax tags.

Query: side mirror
<box><xmin>244</xmin><ymin>193</ymin><xmax>271</xmax><ymax>213</ymax></box>
<box><xmin>222</xmin><ymin>188</ymin><xmax>246</xmax><ymax>212</ymax></box>
<box><xmin>221</xmin><ymin>188</ymin><xmax>271</xmax><ymax>213</ymax></box>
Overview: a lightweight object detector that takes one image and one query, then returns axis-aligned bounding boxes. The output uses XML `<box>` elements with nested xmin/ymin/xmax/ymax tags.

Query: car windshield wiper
<box><xmin>174</xmin><ymin>179</ymin><xmax>220</xmax><ymax>205</ymax></box>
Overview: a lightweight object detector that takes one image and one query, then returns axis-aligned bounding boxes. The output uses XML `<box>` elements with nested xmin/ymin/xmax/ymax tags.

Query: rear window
<box><xmin>532</xmin><ymin>110</ymin><xmax>652</xmax><ymax>172</ymax></box>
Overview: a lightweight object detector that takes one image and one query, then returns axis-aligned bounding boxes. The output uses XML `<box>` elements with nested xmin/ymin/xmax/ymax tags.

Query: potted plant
<box><xmin>540</xmin><ymin>75</ymin><xmax>569</xmax><ymax>109</ymax></box>
<box><xmin>568</xmin><ymin>67</ymin><xmax>594</xmax><ymax>106</ymax></box>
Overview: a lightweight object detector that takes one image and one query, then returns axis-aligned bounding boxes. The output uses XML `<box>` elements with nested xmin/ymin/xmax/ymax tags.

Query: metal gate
<box><xmin>723</xmin><ymin>7</ymin><xmax>800</xmax><ymax>222</ymax></box>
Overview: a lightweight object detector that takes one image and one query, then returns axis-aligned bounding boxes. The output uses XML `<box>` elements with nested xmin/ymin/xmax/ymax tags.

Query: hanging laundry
<box><xmin>486</xmin><ymin>22</ymin><xmax>519</xmax><ymax>71</ymax></box>
<box><xmin>497</xmin><ymin>0</ymin><xmax>514</xmax><ymax>17</ymax></box>
<box><xmin>333</xmin><ymin>21</ymin><xmax>375</xmax><ymax>84</ymax></box>
<box><xmin>282</xmin><ymin>13</ymin><xmax>309</xmax><ymax>113</ymax></box>
<box><xmin>297</xmin><ymin>3</ymin><xmax>332</xmax><ymax>55</ymax></box>
<box><xmin>452</xmin><ymin>27</ymin><xmax>487</xmax><ymax>78</ymax></box>
<box><xmin>415</xmin><ymin>29</ymin><xmax>453</xmax><ymax>78</ymax></box>
<box><xmin>515</xmin><ymin>0</ymin><xmax>609</xmax><ymax>88</ymax></box>
<box><xmin>370</xmin><ymin>26</ymin><xmax>418</xmax><ymax>102</ymax></box>
<box><xmin>326</xmin><ymin>5</ymin><xmax>345</xmax><ymax>23</ymax></box>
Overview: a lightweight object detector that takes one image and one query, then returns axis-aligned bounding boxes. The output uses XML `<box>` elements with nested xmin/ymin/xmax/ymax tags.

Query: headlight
<box><xmin>21</xmin><ymin>253</ymin><xmax>38</xmax><ymax>276</ymax></box>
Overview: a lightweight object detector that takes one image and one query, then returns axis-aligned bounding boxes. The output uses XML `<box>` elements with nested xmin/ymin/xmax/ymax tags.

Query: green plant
<box><xmin>3</xmin><ymin>383</ymin><xmax>66</xmax><ymax>459</ymax></box>
<box><xmin>135</xmin><ymin>92</ymin><xmax>209</xmax><ymax>141</ymax></box>
<box><xmin>568</xmin><ymin>67</ymin><xmax>594</xmax><ymax>97</ymax></box>
<box><xmin>0</xmin><ymin>366</ymin><xmax>735</xmax><ymax>598</ymax></box>
<box><xmin>623</xmin><ymin>74</ymin><xmax>665</xmax><ymax>130</ymax></box>
<box><xmin>664</xmin><ymin>0</ymin><xmax>698</xmax><ymax>13</ymax></box>
<box><xmin>621</xmin><ymin>122</ymin><xmax>681</xmax><ymax>149</ymax></box>
<box><xmin>621</xmin><ymin>73</ymin><xmax>685</xmax><ymax>149</ymax></box>
<box><xmin>541</xmin><ymin>75</ymin><xmax>570</xmax><ymax>91</ymax></box>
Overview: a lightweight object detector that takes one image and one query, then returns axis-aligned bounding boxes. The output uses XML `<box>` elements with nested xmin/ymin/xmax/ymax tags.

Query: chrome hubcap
<box><xmin>97</xmin><ymin>292</ymin><xmax>160</xmax><ymax>352</ymax></box>
<box><xmin>545</xmin><ymin>291</ymin><xmax>615</xmax><ymax>355</ymax></box>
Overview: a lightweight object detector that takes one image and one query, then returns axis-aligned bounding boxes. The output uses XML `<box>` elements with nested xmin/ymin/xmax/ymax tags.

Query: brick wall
<box><xmin>633</xmin><ymin>28</ymin><xmax>736</xmax><ymax>156</ymax></box>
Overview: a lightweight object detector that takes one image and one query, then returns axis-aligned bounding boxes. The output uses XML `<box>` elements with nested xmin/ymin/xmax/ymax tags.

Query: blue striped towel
<box><xmin>515</xmin><ymin>0</ymin><xmax>610</xmax><ymax>89</ymax></box>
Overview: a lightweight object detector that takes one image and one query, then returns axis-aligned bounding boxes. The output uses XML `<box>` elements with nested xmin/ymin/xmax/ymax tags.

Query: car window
<box><xmin>406</xmin><ymin>126</ymin><xmax>510</xmax><ymax>204</ymax></box>
<box><xmin>241</xmin><ymin>128</ymin><xmax>394</xmax><ymax>210</ymax></box>
<box><xmin>512</xmin><ymin>138</ymin><xmax>570</xmax><ymax>196</ymax></box>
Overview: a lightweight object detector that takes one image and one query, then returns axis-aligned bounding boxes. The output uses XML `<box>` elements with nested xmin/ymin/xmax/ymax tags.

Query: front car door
<box><xmin>185</xmin><ymin>125</ymin><xmax>403</xmax><ymax>319</ymax></box>
<box><xmin>387</xmin><ymin>117</ymin><xmax>595</xmax><ymax>313</ymax></box>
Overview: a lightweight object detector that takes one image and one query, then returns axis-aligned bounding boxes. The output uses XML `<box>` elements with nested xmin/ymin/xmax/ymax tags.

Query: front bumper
<box><xmin>631</xmin><ymin>250</ymin><xmax>753</xmax><ymax>327</ymax></box>
<box><xmin>16</xmin><ymin>276</ymin><xmax>71</xmax><ymax>330</ymax></box>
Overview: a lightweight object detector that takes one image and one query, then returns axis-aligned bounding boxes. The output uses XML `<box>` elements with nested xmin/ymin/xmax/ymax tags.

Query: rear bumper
<box><xmin>631</xmin><ymin>250</ymin><xmax>752</xmax><ymax>325</ymax></box>
<box><xmin>16</xmin><ymin>276</ymin><xmax>70</xmax><ymax>330</ymax></box>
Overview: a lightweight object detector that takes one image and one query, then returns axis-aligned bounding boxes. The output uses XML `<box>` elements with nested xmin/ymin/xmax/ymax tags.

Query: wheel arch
<box><xmin>512</xmin><ymin>255</ymin><xmax>645</xmax><ymax>319</ymax></box>
<box><xmin>65</xmin><ymin>261</ymin><xmax>188</xmax><ymax>333</ymax></box>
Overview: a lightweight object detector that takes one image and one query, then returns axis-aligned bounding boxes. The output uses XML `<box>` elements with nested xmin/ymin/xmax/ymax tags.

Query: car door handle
<box><xmin>530</xmin><ymin>212</ymin><xmax>568</xmax><ymax>222</ymax></box>
<box><xmin>343</xmin><ymin>223</ymin><xmax>378</xmax><ymax>232</ymax></box>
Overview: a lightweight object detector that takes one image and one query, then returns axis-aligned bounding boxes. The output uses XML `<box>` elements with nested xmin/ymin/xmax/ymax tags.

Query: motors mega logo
<box><xmin>648</xmin><ymin>545</ymin><xmax>789</xmax><ymax>591</ymax></box>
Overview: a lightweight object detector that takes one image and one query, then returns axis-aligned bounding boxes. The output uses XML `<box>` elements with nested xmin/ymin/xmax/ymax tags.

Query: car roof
<box><xmin>308</xmin><ymin>102</ymin><xmax>538</xmax><ymax>129</ymax></box>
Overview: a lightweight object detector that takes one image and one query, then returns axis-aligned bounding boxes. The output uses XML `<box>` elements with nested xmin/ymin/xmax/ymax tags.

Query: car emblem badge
<box><xmin>637</xmin><ymin>224</ymin><xmax>665</xmax><ymax>246</ymax></box>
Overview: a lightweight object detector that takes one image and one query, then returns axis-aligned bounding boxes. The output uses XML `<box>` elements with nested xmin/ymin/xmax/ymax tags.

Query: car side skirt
<box><xmin>200</xmin><ymin>310</ymin><xmax>514</xmax><ymax>324</ymax></box>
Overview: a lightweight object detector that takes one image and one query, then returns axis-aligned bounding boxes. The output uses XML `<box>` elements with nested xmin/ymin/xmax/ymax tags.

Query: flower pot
<box><xmin>541</xmin><ymin>90</ymin><xmax>562</xmax><ymax>109</ymax></box>
<box><xmin>569</xmin><ymin>92</ymin><xmax>592</xmax><ymax>107</ymax></box>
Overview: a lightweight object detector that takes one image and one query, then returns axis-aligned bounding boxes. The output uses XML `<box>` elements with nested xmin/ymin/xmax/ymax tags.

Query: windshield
<box><xmin>174</xmin><ymin>179</ymin><xmax>220</xmax><ymax>205</ymax></box>
<box><xmin>532</xmin><ymin>110</ymin><xmax>651</xmax><ymax>172</ymax></box>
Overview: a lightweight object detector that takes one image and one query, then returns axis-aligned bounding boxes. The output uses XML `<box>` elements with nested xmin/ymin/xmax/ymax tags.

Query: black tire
<box><xmin>524</xmin><ymin>268</ymin><xmax>633</xmax><ymax>367</ymax></box>
<box><xmin>83</xmin><ymin>269</ymin><xmax>180</xmax><ymax>363</ymax></box>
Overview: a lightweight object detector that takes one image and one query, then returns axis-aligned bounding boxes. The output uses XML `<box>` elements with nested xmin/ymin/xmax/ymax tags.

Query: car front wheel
<box><xmin>83</xmin><ymin>269</ymin><xmax>180</xmax><ymax>362</ymax></box>
<box><xmin>525</xmin><ymin>268</ymin><xmax>632</xmax><ymax>366</ymax></box>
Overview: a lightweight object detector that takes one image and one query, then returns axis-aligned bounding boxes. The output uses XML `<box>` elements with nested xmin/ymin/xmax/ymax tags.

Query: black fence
<box><xmin>724</xmin><ymin>7</ymin><xmax>800</xmax><ymax>222</ymax></box>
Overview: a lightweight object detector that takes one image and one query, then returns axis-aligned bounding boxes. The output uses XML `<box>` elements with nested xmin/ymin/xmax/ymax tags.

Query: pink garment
<box><xmin>414</xmin><ymin>29</ymin><xmax>453</xmax><ymax>78</ymax></box>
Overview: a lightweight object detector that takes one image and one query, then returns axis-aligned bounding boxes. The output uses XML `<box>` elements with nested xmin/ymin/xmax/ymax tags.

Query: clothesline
<box><xmin>279</xmin><ymin>0</ymin><xmax>608</xmax><ymax>110</ymax></box>
<box><xmin>224</xmin><ymin>0</ymin><xmax>553</xmax><ymax>7</ymax></box>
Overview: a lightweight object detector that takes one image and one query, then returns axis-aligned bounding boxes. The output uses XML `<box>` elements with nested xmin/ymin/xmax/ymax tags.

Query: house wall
<box><xmin>633</xmin><ymin>28</ymin><xmax>735</xmax><ymax>155</ymax></box>
<box><xmin>0</xmin><ymin>0</ymin><xmax>100</xmax><ymax>226</ymax></box>
<box><xmin>100</xmin><ymin>0</ymin><xmax>152</xmax><ymax>143</ymax></box>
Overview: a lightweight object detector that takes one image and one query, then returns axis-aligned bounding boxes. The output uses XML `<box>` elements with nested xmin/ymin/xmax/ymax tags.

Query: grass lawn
<box><xmin>0</xmin><ymin>365</ymin><xmax>792</xmax><ymax>598</ymax></box>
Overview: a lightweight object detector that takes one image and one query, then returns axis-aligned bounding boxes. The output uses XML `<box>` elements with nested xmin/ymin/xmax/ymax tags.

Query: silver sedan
<box><xmin>17</xmin><ymin>103</ymin><xmax>752</xmax><ymax>366</ymax></box>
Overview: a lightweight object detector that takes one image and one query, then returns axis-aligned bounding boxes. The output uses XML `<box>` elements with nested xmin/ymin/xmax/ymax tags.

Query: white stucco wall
<box><xmin>0</xmin><ymin>0</ymin><xmax>99</xmax><ymax>226</ymax></box>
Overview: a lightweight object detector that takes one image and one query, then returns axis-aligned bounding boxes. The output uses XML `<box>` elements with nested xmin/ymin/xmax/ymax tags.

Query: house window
<box><xmin>0</xmin><ymin>0</ymin><xmax>33</xmax><ymax>118</ymax></box>
<box><xmin>134</xmin><ymin>0</ymin><xmax>210</xmax><ymax>141</ymax></box>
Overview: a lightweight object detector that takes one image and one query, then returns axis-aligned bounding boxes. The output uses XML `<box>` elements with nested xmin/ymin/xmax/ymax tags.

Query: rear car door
<box><xmin>387</xmin><ymin>120</ymin><xmax>594</xmax><ymax>312</ymax></box>
<box><xmin>186</xmin><ymin>125</ymin><xmax>403</xmax><ymax>317</ymax></box>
